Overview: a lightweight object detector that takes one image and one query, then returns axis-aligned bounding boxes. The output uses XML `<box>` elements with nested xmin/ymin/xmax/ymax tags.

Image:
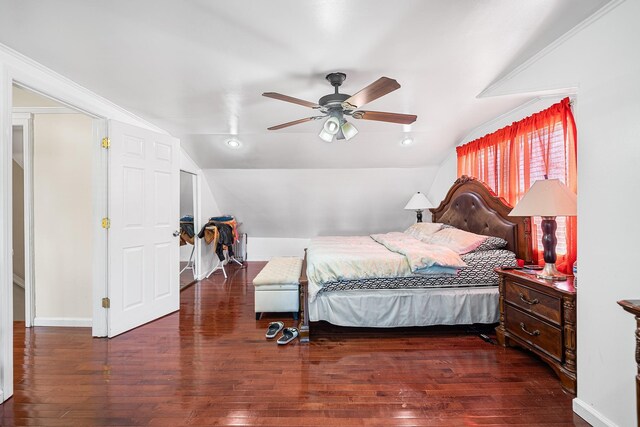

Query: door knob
<box><xmin>173</xmin><ymin>230</ymin><xmax>181</xmax><ymax>237</ymax></box>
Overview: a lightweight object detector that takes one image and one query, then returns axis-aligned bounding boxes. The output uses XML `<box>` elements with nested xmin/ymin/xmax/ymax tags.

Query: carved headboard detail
<box><xmin>430</xmin><ymin>176</ymin><xmax>533</xmax><ymax>263</ymax></box>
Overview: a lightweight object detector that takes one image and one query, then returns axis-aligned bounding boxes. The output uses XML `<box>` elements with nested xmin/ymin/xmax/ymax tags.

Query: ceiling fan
<box><xmin>262</xmin><ymin>72</ymin><xmax>417</xmax><ymax>142</ymax></box>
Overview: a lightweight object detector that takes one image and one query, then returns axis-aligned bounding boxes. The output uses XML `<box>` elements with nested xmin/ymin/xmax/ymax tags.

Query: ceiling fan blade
<box><xmin>352</xmin><ymin>110</ymin><xmax>417</xmax><ymax>125</ymax></box>
<box><xmin>267</xmin><ymin>116</ymin><xmax>324</xmax><ymax>131</ymax></box>
<box><xmin>262</xmin><ymin>92</ymin><xmax>320</xmax><ymax>109</ymax></box>
<box><xmin>343</xmin><ymin>77</ymin><xmax>401</xmax><ymax>108</ymax></box>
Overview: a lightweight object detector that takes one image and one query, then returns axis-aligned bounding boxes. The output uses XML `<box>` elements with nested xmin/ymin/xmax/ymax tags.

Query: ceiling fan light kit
<box><xmin>323</xmin><ymin>116</ymin><xmax>340</xmax><ymax>134</ymax></box>
<box><xmin>263</xmin><ymin>72</ymin><xmax>417</xmax><ymax>143</ymax></box>
<box><xmin>341</xmin><ymin>120</ymin><xmax>358</xmax><ymax>141</ymax></box>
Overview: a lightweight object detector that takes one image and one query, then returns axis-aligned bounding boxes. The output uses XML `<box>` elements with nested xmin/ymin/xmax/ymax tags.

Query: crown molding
<box><xmin>478</xmin><ymin>0</ymin><xmax>626</xmax><ymax>98</ymax></box>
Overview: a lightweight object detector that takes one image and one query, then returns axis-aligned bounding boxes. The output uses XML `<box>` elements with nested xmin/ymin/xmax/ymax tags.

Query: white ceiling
<box><xmin>0</xmin><ymin>0</ymin><xmax>609</xmax><ymax>169</ymax></box>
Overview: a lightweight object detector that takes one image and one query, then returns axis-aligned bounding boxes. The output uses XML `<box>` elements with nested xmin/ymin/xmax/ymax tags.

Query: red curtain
<box><xmin>456</xmin><ymin>97</ymin><xmax>577</xmax><ymax>272</ymax></box>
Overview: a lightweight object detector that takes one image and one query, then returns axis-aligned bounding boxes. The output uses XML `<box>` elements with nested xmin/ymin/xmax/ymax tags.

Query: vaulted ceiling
<box><xmin>0</xmin><ymin>0</ymin><xmax>609</xmax><ymax>170</ymax></box>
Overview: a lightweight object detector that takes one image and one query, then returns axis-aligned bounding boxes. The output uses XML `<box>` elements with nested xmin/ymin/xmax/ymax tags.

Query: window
<box><xmin>456</xmin><ymin>98</ymin><xmax>577</xmax><ymax>272</ymax></box>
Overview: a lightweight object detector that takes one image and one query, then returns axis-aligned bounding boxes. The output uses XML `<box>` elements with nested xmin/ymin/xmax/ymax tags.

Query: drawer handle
<box><xmin>519</xmin><ymin>322</ymin><xmax>540</xmax><ymax>337</ymax></box>
<box><xmin>519</xmin><ymin>293</ymin><xmax>539</xmax><ymax>305</ymax></box>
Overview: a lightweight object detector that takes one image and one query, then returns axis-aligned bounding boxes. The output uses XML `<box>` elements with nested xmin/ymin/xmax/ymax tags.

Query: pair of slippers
<box><xmin>265</xmin><ymin>321</ymin><xmax>298</xmax><ymax>345</ymax></box>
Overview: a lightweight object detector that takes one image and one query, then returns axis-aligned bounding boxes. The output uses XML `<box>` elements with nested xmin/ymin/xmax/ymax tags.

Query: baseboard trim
<box><xmin>12</xmin><ymin>273</ymin><xmax>25</xmax><ymax>289</ymax></box>
<box><xmin>573</xmin><ymin>398</ymin><xmax>619</xmax><ymax>427</ymax></box>
<box><xmin>33</xmin><ymin>317</ymin><xmax>92</xmax><ymax>328</ymax></box>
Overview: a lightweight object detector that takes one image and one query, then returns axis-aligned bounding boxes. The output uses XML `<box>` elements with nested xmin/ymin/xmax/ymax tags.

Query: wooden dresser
<box><xmin>617</xmin><ymin>299</ymin><xmax>640</xmax><ymax>425</ymax></box>
<box><xmin>496</xmin><ymin>268</ymin><xmax>577</xmax><ymax>394</ymax></box>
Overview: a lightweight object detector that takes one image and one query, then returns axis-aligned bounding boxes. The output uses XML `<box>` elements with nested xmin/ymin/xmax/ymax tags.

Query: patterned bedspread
<box><xmin>306</xmin><ymin>235</ymin><xmax>516</xmax><ymax>301</ymax></box>
<box><xmin>318</xmin><ymin>249</ymin><xmax>516</xmax><ymax>294</ymax></box>
<box><xmin>307</xmin><ymin>236</ymin><xmax>516</xmax><ymax>301</ymax></box>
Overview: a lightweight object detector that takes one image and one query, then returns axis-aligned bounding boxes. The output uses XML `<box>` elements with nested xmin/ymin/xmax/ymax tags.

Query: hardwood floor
<box><xmin>1</xmin><ymin>261</ymin><xmax>587</xmax><ymax>426</ymax></box>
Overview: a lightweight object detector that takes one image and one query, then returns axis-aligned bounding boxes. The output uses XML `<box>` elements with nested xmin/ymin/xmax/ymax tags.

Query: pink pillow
<box><xmin>403</xmin><ymin>222</ymin><xmax>443</xmax><ymax>240</ymax></box>
<box><xmin>426</xmin><ymin>228</ymin><xmax>488</xmax><ymax>254</ymax></box>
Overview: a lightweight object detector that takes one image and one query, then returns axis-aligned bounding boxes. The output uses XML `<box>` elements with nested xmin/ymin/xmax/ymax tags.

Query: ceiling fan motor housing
<box><xmin>319</xmin><ymin>93</ymin><xmax>350</xmax><ymax>109</ymax></box>
<box><xmin>326</xmin><ymin>72</ymin><xmax>346</xmax><ymax>88</ymax></box>
<box><xmin>320</xmin><ymin>72</ymin><xmax>353</xmax><ymax>112</ymax></box>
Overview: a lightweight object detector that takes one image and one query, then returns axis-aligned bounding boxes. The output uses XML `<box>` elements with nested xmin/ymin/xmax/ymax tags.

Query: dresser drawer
<box><xmin>505</xmin><ymin>280</ymin><xmax>562</xmax><ymax>325</ymax></box>
<box><xmin>505</xmin><ymin>305</ymin><xmax>562</xmax><ymax>361</ymax></box>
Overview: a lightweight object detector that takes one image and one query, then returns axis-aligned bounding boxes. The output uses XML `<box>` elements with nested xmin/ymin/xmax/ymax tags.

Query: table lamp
<box><xmin>404</xmin><ymin>192</ymin><xmax>432</xmax><ymax>223</ymax></box>
<box><xmin>509</xmin><ymin>178</ymin><xmax>577</xmax><ymax>280</ymax></box>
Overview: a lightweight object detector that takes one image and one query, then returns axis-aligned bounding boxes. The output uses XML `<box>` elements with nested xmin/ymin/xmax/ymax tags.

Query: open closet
<box><xmin>179</xmin><ymin>170</ymin><xmax>197</xmax><ymax>289</ymax></box>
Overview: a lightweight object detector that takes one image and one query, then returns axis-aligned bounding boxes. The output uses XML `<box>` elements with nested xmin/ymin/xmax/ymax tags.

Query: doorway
<box><xmin>12</xmin><ymin>85</ymin><xmax>96</xmax><ymax>329</ymax></box>
<box><xmin>1</xmin><ymin>57</ymin><xmax>181</xmax><ymax>403</ymax></box>
<box><xmin>180</xmin><ymin>170</ymin><xmax>198</xmax><ymax>290</ymax></box>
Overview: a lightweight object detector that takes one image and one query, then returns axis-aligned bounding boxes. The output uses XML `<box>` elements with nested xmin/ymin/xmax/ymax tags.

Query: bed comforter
<box><xmin>306</xmin><ymin>234</ymin><xmax>467</xmax><ymax>301</ymax></box>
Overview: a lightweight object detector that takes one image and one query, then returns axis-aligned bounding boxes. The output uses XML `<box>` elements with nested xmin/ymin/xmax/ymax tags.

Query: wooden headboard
<box><xmin>430</xmin><ymin>176</ymin><xmax>533</xmax><ymax>263</ymax></box>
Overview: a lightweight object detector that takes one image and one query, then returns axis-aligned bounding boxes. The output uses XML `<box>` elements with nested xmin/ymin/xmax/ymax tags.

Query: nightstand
<box><xmin>495</xmin><ymin>268</ymin><xmax>577</xmax><ymax>394</ymax></box>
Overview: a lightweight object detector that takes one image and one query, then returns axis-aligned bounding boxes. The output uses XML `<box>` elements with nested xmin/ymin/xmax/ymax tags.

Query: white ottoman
<box><xmin>253</xmin><ymin>257</ymin><xmax>302</xmax><ymax>320</ymax></box>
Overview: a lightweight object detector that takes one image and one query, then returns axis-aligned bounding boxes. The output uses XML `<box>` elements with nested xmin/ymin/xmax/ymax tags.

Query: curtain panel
<box><xmin>456</xmin><ymin>97</ymin><xmax>577</xmax><ymax>273</ymax></box>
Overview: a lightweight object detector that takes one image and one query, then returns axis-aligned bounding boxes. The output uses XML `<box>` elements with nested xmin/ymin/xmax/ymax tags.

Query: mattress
<box><xmin>309</xmin><ymin>286</ymin><xmax>500</xmax><ymax>327</ymax></box>
<box><xmin>316</xmin><ymin>249</ymin><xmax>516</xmax><ymax>295</ymax></box>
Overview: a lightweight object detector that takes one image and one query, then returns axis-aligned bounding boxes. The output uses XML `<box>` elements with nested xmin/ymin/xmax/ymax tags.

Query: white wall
<box><xmin>179</xmin><ymin>171</ymin><xmax>194</xmax><ymax>217</ymax></box>
<box><xmin>247</xmin><ymin>237</ymin><xmax>310</xmax><ymax>261</ymax></box>
<box><xmin>32</xmin><ymin>113</ymin><xmax>93</xmax><ymax>324</ymax></box>
<box><xmin>202</xmin><ymin>167</ymin><xmax>439</xmax><ymax>260</ymax></box>
<box><xmin>459</xmin><ymin>1</ymin><xmax>640</xmax><ymax>425</ymax></box>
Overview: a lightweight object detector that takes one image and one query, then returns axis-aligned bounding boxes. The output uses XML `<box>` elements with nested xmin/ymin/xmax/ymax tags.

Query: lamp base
<box><xmin>537</xmin><ymin>262</ymin><xmax>568</xmax><ymax>281</ymax></box>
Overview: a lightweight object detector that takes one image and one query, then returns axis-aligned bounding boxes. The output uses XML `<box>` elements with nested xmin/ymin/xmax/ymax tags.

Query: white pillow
<box><xmin>404</xmin><ymin>222</ymin><xmax>444</xmax><ymax>241</ymax></box>
<box><xmin>426</xmin><ymin>228</ymin><xmax>488</xmax><ymax>254</ymax></box>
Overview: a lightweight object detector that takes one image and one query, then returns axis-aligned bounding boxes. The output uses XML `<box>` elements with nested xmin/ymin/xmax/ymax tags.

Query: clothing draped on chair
<box><xmin>456</xmin><ymin>97</ymin><xmax>577</xmax><ymax>273</ymax></box>
<box><xmin>197</xmin><ymin>216</ymin><xmax>239</xmax><ymax>261</ymax></box>
<box><xmin>179</xmin><ymin>215</ymin><xmax>195</xmax><ymax>245</ymax></box>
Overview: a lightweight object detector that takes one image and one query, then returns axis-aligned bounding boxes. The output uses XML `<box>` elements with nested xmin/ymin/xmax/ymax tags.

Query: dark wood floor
<box><xmin>1</xmin><ymin>262</ymin><xmax>587</xmax><ymax>426</ymax></box>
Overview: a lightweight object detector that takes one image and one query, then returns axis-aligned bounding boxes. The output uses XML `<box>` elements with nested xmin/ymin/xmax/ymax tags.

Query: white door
<box><xmin>107</xmin><ymin>120</ymin><xmax>180</xmax><ymax>337</ymax></box>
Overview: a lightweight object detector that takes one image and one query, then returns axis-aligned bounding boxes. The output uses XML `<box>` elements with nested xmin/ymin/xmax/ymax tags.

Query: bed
<box><xmin>297</xmin><ymin>176</ymin><xmax>533</xmax><ymax>342</ymax></box>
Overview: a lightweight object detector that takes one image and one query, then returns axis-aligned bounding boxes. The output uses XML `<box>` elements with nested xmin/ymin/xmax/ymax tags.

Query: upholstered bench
<box><xmin>253</xmin><ymin>257</ymin><xmax>302</xmax><ymax>320</ymax></box>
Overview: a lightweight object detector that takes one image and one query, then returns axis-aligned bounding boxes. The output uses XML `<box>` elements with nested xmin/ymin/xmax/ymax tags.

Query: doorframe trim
<box><xmin>0</xmin><ymin>61</ymin><xmax>13</xmax><ymax>405</ymax></box>
<box><xmin>180</xmin><ymin>169</ymin><xmax>201</xmax><ymax>279</ymax></box>
<box><xmin>91</xmin><ymin>118</ymin><xmax>108</xmax><ymax>337</ymax></box>
<box><xmin>11</xmin><ymin>112</ymin><xmax>35</xmax><ymax>327</ymax></box>
<box><xmin>10</xmin><ymin>109</ymin><xmax>109</xmax><ymax>337</ymax></box>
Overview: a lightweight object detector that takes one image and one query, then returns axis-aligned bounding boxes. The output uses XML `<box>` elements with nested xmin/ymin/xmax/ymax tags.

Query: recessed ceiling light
<box><xmin>401</xmin><ymin>137</ymin><xmax>413</xmax><ymax>146</ymax></box>
<box><xmin>226</xmin><ymin>139</ymin><xmax>241</xmax><ymax>149</ymax></box>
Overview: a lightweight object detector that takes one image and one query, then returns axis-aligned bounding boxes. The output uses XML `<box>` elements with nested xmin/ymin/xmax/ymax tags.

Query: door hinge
<box><xmin>102</xmin><ymin>297</ymin><xmax>110</xmax><ymax>309</ymax></box>
<box><xmin>101</xmin><ymin>137</ymin><xmax>110</xmax><ymax>149</ymax></box>
<box><xmin>101</xmin><ymin>218</ymin><xmax>110</xmax><ymax>229</ymax></box>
